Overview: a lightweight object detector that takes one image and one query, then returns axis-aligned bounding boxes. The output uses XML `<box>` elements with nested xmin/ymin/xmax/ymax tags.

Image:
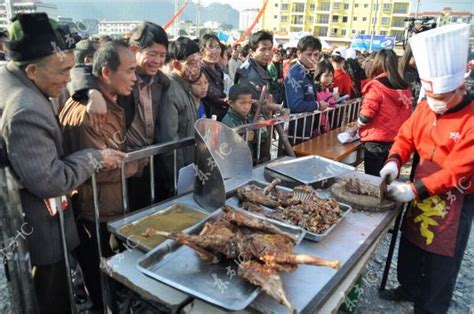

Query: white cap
<box><xmin>409</xmin><ymin>23</ymin><xmax>470</xmax><ymax>94</ymax></box>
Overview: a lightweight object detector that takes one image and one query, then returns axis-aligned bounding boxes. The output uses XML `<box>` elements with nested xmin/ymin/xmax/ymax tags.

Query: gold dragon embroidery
<box><xmin>413</xmin><ymin>195</ymin><xmax>447</xmax><ymax>245</ymax></box>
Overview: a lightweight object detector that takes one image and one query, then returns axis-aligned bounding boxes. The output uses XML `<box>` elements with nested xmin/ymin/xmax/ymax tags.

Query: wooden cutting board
<box><xmin>330</xmin><ymin>180</ymin><xmax>397</xmax><ymax>212</ymax></box>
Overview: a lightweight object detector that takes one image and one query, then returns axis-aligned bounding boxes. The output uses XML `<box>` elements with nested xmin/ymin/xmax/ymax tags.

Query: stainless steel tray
<box><xmin>227</xmin><ymin>181</ymin><xmax>352</xmax><ymax>242</ymax></box>
<box><xmin>107</xmin><ymin>194</ymin><xmax>211</xmax><ymax>252</ymax></box>
<box><xmin>136</xmin><ymin>207</ymin><xmax>305</xmax><ymax>311</ymax></box>
<box><xmin>264</xmin><ymin>156</ymin><xmax>355</xmax><ymax>188</ymax></box>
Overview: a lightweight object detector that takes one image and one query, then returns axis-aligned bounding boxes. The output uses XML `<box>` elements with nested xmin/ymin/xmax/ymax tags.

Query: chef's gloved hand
<box><xmin>379</xmin><ymin>161</ymin><xmax>399</xmax><ymax>184</ymax></box>
<box><xmin>387</xmin><ymin>182</ymin><xmax>416</xmax><ymax>202</ymax></box>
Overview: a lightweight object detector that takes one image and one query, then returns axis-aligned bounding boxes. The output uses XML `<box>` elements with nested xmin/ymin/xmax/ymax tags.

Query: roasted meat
<box><xmin>238</xmin><ymin>182</ymin><xmax>343</xmax><ymax>234</ymax></box>
<box><xmin>156</xmin><ymin>206</ymin><xmax>340</xmax><ymax>313</ymax></box>
<box><xmin>222</xmin><ymin>205</ymin><xmax>298</xmax><ymax>243</ymax></box>
<box><xmin>238</xmin><ymin>260</ymin><xmax>295</xmax><ymax>314</ymax></box>
<box><xmin>344</xmin><ymin>178</ymin><xmax>379</xmax><ymax>198</ymax></box>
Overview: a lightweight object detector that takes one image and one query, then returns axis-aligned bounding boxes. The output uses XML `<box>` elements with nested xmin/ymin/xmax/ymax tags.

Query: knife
<box><xmin>379</xmin><ymin>174</ymin><xmax>389</xmax><ymax>202</ymax></box>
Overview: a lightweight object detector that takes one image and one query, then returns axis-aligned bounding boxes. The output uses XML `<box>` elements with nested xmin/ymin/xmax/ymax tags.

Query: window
<box><xmin>383</xmin><ymin>4</ymin><xmax>391</xmax><ymax>12</ymax></box>
<box><xmin>320</xmin><ymin>2</ymin><xmax>330</xmax><ymax>11</ymax></box>
<box><xmin>332</xmin><ymin>28</ymin><xmax>338</xmax><ymax>35</ymax></box>
<box><xmin>333</xmin><ymin>2</ymin><xmax>341</xmax><ymax>9</ymax></box>
<box><xmin>355</xmin><ymin>3</ymin><xmax>359</xmax><ymax>8</ymax></box>
<box><xmin>381</xmin><ymin>17</ymin><xmax>390</xmax><ymax>25</ymax></box>
<box><xmin>317</xmin><ymin>27</ymin><xmax>328</xmax><ymax>36</ymax></box>
<box><xmin>393</xmin><ymin>3</ymin><xmax>408</xmax><ymax>14</ymax></box>
<box><xmin>361</xmin><ymin>30</ymin><xmax>366</xmax><ymax>34</ymax></box>
<box><xmin>318</xmin><ymin>14</ymin><xmax>329</xmax><ymax>24</ymax></box>
<box><xmin>341</xmin><ymin>29</ymin><xmax>347</xmax><ymax>36</ymax></box>
<box><xmin>310</xmin><ymin>4</ymin><xmax>315</xmax><ymax>11</ymax></box>
<box><xmin>352</xmin><ymin>29</ymin><xmax>357</xmax><ymax>34</ymax></box>
<box><xmin>281</xmin><ymin>15</ymin><xmax>288</xmax><ymax>22</ymax></box>
<box><xmin>309</xmin><ymin>16</ymin><xmax>315</xmax><ymax>23</ymax></box>
<box><xmin>364</xmin><ymin>4</ymin><xmax>368</xmax><ymax>8</ymax></box>
<box><xmin>275</xmin><ymin>3</ymin><xmax>278</xmax><ymax>7</ymax></box>
<box><xmin>332</xmin><ymin>15</ymin><xmax>339</xmax><ymax>22</ymax></box>
<box><xmin>274</xmin><ymin>15</ymin><xmax>278</xmax><ymax>19</ymax></box>
<box><xmin>342</xmin><ymin>16</ymin><xmax>348</xmax><ymax>22</ymax></box>
<box><xmin>362</xmin><ymin>17</ymin><xmax>367</xmax><ymax>21</ymax></box>
<box><xmin>380</xmin><ymin>31</ymin><xmax>387</xmax><ymax>35</ymax></box>
<box><xmin>391</xmin><ymin>17</ymin><xmax>405</xmax><ymax>27</ymax></box>
<box><xmin>293</xmin><ymin>3</ymin><xmax>305</xmax><ymax>13</ymax></box>
<box><xmin>353</xmin><ymin>16</ymin><xmax>358</xmax><ymax>21</ymax></box>
<box><xmin>291</xmin><ymin>15</ymin><xmax>304</xmax><ymax>25</ymax></box>
<box><xmin>282</xmin><ymin>3</ymin><xmax>288</xmax><ymax>10</ymax></box>
<box><xmin>344</xmin><ymin>3</ymin><xmax>349</xmax><ymax>9</ymax></box>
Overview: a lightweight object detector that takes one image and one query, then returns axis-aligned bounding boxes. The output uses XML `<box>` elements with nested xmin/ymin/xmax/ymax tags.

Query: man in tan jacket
<box><xmin>60</xmin><ymin>40</ymin><xmax>144</xmax><ymax>310</ymax></box>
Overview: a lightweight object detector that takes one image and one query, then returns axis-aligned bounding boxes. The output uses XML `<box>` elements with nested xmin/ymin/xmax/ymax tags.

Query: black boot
<box><xmin>380</xmin><ymin>286</ymin><xmax>415</xmax><ymax>302</ymax></box>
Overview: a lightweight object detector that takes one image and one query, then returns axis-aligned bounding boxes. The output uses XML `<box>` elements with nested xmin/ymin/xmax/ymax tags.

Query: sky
<box><xmin>199</xmin><ymin>0</ymin><xmax>473</xmax><ymax>12</ymax></box>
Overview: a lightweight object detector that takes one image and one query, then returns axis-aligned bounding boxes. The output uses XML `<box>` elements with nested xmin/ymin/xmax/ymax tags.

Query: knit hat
<box><xmin>6</xmin><ymin>13</ymin><xmax>76</xmax><ymax>62</ymax></box>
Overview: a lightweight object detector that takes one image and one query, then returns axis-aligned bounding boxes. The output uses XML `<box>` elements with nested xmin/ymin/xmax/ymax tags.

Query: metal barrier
<box><xmin>0</xmin><ymin>168</ymin><xmax>42</xmax><ymax>313</ymax></box>
<box><xmin>89</xmin><ymin>98</ymin><xmax>362</xmax><ymax>309</ymax></box>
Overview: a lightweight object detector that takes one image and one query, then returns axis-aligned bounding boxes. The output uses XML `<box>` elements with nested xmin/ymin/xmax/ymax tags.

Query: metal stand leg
<box><xmin>92</xmin><ymin>174</ymin><xmax>112</xmax><ymax>313</ymax></box>
<box><xmin>56</xmin><ymin>197</ymin><xmax>77</xmax><ymax>314</ymax></box>
<box><xmin>379</xmin><ymin>206</ymin><xmax>405</xmax><ymax>291</ymax></box>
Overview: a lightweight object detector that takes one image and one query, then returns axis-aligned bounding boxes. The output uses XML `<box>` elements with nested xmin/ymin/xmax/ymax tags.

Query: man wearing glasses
<box><xmin>156</xmin><ymin>37</ymin><xmax>202</xmax><ymax>196</ymax></box>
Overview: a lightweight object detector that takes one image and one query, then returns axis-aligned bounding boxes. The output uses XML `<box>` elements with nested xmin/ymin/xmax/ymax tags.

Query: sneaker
<box><xmin>379</xmin><ymin>286</ymin><xmax>415</xmax><ymax>302</ymax></box>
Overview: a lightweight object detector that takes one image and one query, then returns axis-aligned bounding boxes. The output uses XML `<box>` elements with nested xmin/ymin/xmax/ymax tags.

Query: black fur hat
<box><xmin>6</xmin><ymin>13</ymin><xmax>76</xmax><ymax>62</ymax></box>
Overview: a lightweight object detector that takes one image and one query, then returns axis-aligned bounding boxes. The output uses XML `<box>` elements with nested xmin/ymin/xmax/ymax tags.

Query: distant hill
<box><xmin>51</xmin><ymin>0</ymin><xmax>240</xmax><ymax>28</ymax></box>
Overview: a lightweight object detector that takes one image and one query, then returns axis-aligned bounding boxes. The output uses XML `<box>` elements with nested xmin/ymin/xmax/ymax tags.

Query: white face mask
<box><xmin>426</xmin><ymin>92</ymin><xmax>456</xmax><ymax>114</ymax></box>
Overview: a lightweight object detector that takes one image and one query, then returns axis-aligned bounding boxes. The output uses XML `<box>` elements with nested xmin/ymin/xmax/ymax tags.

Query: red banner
<box><xmin>163</xmin><ymin>0</ymin><xmax>191</xmax><ymax>30</ymax></box>
<box><xmin>236</xmin><ymin>0</ymin><xmax>269</xmax><ymax>43</ymax></box>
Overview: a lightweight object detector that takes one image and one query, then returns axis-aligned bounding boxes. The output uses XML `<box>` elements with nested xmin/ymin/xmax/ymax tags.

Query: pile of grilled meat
<box><xmin>157</xmin><ymin>205</ymin><xmax>340</xmax><ymax>313</ymax></box>
<box><xmin>237</xmin><ymin>179</ymin><xmax>343</xmax><ymax>234</ymax></box>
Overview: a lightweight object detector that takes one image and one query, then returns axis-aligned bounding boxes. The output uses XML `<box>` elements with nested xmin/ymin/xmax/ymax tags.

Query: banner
<box><xmin>350</xmin><ymin>35</ymin><xmax>396</xmax><ymax>51</ymax></box>
<box><xmin>236</xmin><ymin>0</ymin><xmax>269</xmax><ymax>43</ymax></box>
<box><xmin>163</xmin><ymin>0</ymin><xmax>191</xmax><ymax>30</ymax></box>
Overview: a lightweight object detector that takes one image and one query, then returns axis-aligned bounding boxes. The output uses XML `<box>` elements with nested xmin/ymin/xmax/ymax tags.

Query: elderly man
<box><xmin>60</xmin><ymin>39</ymin><xmax>144</xmax><ymax>310</ymax></box>
<box><xmin>0</xmin><ymin>13</ymin><xmax>125</xmax><ymax>312</ymax></box>
<box><xmin>72</xmin><ymin>21</ymin><xmax>172</xmax><ymax>207</ymax></box>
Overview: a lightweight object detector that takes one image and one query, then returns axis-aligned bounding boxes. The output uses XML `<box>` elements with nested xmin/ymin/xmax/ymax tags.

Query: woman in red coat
<box><xmin>353</xmin><ymin>49</ymin><xmax>413</xmax><ymax>176</ymax></box>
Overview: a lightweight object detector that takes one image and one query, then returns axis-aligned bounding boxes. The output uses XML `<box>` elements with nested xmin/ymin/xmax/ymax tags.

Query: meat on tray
<box><xmin>237</xmin><ymin>179</ymin><xmax>343</xmax><ymax>234</ymax></box>
<box><xmin>155</xmin><ymin>205</ymin><xmax>340</xmax><ymax>313</ymax></box>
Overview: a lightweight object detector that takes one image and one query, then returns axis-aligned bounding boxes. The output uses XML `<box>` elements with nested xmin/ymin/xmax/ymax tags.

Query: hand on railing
<box><xmin>319</xmin><ymin>100</ymin><xmax>329</xmax><ymax>111</ymax></box>
<box><xmin>99</xmin><ymin>149</ymin><xmax>127</xmax><ymax>170</ymax></box>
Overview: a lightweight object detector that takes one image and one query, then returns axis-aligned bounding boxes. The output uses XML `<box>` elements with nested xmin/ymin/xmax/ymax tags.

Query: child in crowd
<box><xmin>222</xmin><ymin>84</ymin><xmax>267</xmax><ymax>164</ymax></box>
<box><xmin>314</xmin><ymin>59</ymin><xmax>340</xmax><ymax>107</ymax></box>
<box><xmin>191</xmin><ymin>70</ymin><xmax>210</xmax><ymax>118</ymax></box>
<box><xmin>313</xmin><ymin>59</ymin><xmax>341</xmax><ymax>135</ymax></box>
<box><xmin>222</xmin><ymin>84</ymin><xmax>253</xmax><ymax>127</ymax></box>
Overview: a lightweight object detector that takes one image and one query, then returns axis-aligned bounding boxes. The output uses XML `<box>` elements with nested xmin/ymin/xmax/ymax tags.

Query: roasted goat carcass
<box><xmin>156</xmin><ymin>206</ymin><xmax>340</xmax><ymax>313</ymax></box>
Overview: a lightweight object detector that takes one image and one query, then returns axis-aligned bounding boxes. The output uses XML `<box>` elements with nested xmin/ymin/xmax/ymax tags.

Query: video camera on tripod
<box><xmin>403</xmin><ymin>16</ymin><xmax>437</xmax><ymax>49</ymax></box>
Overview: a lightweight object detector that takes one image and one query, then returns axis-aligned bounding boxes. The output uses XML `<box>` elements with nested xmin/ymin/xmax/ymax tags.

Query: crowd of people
<box><xmin>0</xmin><ymin>12</ymin><xmax>473</xmax><ymax>314</ymax></box>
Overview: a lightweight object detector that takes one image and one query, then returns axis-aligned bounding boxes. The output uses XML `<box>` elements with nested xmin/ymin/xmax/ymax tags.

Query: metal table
<box><xmin>104</xmin><ymin>159</ymin><xmax>401</xmax><ymax>313</ymax></box>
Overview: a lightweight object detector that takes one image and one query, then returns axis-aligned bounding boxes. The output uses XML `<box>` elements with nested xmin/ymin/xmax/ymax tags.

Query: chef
<box><xmin>379</xmin><ymin>24</ymin><xmax>474</xmax><ymax>313</ymax></box>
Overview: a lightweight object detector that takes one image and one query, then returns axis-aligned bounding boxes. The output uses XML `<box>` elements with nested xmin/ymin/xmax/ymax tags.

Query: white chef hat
<box><xmin>409</xmin><ymin>23</ymin><xmax>470</xmax><ymax>94</ymax></box>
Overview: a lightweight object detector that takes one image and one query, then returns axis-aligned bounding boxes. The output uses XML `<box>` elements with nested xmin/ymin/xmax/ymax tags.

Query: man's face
<box><xmin>298</xmin><ymin>49</ymin><xmax>321</xmax><ymax>70</ymax></box>
<box><xmin>26</xmin><ymin>51</ymin><xmax>75</xmax><ymax>98</ymax></box>
<box><xmin>135</xmin><ymin>42</ymin><xmax>167</xmax><ymax>76</ymax></box>
<box><xmin>175</xmin><ymin>52</ymin><xmax>202</xmax><ymax>82</ymax></box>
<box><xmin>106</xmin><ymin>47</ymin><xmax>137</xmax><ymax>96</ymax></box>
<box><xmin>251</xmin><ymin>40</ymin><xmax>273</xmax><ymax>66</ymax></box>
